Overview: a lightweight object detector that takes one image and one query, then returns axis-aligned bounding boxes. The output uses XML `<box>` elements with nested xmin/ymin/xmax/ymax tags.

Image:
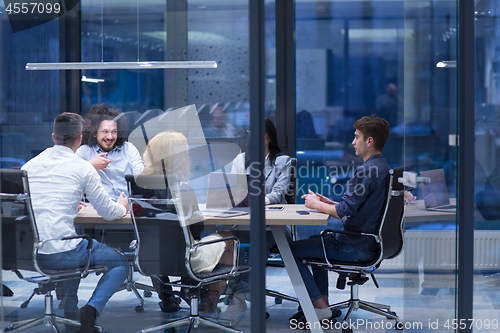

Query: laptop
<box><xmin>202</xmin><ymin>172</ymin><xmax>250</xmax><ymax>217</ymax></box>
<box><xmin>420</xmin><ymin>169</ymin><xmax>456</xmax><ymax>212</ymax></box>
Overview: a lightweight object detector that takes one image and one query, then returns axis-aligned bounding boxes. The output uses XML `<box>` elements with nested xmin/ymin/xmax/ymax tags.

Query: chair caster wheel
<box><xmin>332</xmin><ymin>309</ymin><xmax>342</xmax><ymax>318</ymax></box>
<box><xmin>266</xmin><ymin>312</ymin><xmax>270</xmax><ymax>319</ymax></box>
<box><xmin>4</xmin><ymin>327</ymin><xmax>14</xmax><ymax>332</ymax></box>
<box><xmin>135</xmin><ymin>305</ymin><xmax>144</xmax><ymax>312</ymax></box>
<box><xmin>274</xmin><ymin>297</ymin><xmax>282</xmax><ymax>304</ymax></box>
<box><xmin>144</xmin><ymin>291</ymin><xmax>153</xmax><ymax>297</ymax></box>
<box><xmin>396</xmin><ymin>321</ymin><xmax>404</xmax><ymax>330</ymax></box>
<box><xmin>342</xmin><ymin>328</ymin><xmax>353</xmax><ymax>333</ymax></box>
<box><xmin>386</xmin><ymin>310</ymin><xmax>397</xmax><ymax>319</ymax></box>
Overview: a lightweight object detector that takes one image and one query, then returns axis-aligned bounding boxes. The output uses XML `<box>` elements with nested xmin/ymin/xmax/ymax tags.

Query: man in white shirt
<box><xmin>22</xmin><ymin>112</ymin><xmax>129</xmax><ymax>333</ymax></box>
<box><xmin>76</xmin><ymin>103</ymin><xmax>144</xmax><ymax>201</ymax></box>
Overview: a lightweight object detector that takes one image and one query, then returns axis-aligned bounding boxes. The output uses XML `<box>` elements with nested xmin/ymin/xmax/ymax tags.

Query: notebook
<box><xmin>202</xmin><ymin>172</ymin><xmax>250</xmax><ymax>217</ymax></box>
<box><xmin>420</xmin><ymin>169</ymin><xmax>456</xmax><ymax>212</ymax></box>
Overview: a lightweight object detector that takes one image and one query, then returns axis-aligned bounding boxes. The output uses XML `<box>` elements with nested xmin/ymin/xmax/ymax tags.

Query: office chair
<box><xmin>284</xmin><ymin>157</ymin><xmax>297</xmax><ymax>205</ymax></box>
<box><xmin>300</xmin><ymin>168</ymin><xmax>406</xmax><ymax>332</ymax></box>
<box><xmin>0</xmin><ymin>169</ymin><xmax>105</xmax><ymax>333</ymax></box>
<box><xmin>127</xmin><ymin>173</ymin><xmax>249</xmax><ymax>333</ymax></box>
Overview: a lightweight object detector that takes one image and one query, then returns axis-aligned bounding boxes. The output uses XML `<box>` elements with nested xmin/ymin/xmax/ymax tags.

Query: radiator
<box><xmin>379</xmin><ymin>230</ymin><xmax>500</xmax><ymax>270</ymax></box>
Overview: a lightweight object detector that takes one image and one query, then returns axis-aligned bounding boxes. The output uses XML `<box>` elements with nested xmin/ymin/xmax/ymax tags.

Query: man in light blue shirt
<box><xmin>76</xmin><ymin>104</ymin><xmax>143</xmax><ymax>200</ymax></box>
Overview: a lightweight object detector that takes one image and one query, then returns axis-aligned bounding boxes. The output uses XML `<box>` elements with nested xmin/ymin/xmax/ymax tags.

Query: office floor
<box><xmin>1</xmin><ymin>267</ymin><xmax>499</xmax><ymax>333</ymax></box>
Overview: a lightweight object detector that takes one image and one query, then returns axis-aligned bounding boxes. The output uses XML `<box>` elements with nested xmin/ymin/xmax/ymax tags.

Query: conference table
<box><xmin>76</xmin><ymin>203</ymin><xmax>330</xmax><ymax>333</ymax></box>
<box><xmin>3</xmin><ymin>201</ymin><xmax>456</xmax><ymax>333</ymax></box>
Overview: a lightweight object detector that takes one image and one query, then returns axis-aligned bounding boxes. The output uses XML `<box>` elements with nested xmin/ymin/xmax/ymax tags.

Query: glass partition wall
<box><xmin>474</xmin><ymin>0</ymin><xmax>500</xmax><ymax>330</ymax></box>
<box><xmin>403</xmin><ymin>0</ymin><xmax>459</xmax><ymax>329</ymax></box>
<box><xmin>1</xmin><ymin>0</ymin><xmax>491</xmax><ymax>332</ymax></box>
<box><xmin>294</xmin><ymin>0</ymin><xmax>460</xmax><ymax>330</ymax></box>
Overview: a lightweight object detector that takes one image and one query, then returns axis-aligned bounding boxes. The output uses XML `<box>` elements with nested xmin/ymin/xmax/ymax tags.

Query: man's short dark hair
<box><xmin>82</xmin><ymin>103</ymin><xmax>128</xmax><ymax>147</ymax></box>
<box><xmin>353</xmin><ymin>116</ymin><xmax>390</xmax><ymax>152</ymax></box>
<box><xmin>53</xmin><ymin>113</ymin><xmax>83</xmax><ymax>147</ymax></box>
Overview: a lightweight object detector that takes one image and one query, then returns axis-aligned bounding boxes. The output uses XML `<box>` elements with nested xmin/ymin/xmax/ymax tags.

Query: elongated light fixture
<box><xmin>436</xmin><ymin>61</ymin><xmax>457</xmax><ymax>68</ymax></box>
<box><xmin>26</xmin><ymin>61</ymin><xmax>217</xmax><ymax>71</ymax></box>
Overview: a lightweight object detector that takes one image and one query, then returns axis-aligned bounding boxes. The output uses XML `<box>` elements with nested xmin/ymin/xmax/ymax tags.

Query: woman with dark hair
<box><xmin>227</xmin><ymin>118</ymin><xmax>292</xmax><ymax>319</ymax></box>
<box><xmin>231</xmin><ymin>118</ymin><xmax>292</xmax><ymax>205</ymax></box>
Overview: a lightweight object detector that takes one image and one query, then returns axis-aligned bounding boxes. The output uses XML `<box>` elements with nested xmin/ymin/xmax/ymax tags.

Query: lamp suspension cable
<box><xmin>101</xmin><ymin>0</ymin><xmax>104</xmax><ymax>62</ymax></box>
<box><xmin>137</xmin><ymin>0</ymin><xmax>140</xmax><ymax>62</ymax></box>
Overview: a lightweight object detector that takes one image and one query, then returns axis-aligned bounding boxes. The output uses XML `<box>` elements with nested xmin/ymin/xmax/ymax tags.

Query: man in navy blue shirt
<box><xmin>290</xmin><ymin>116</ymin><xmax>390</xmax><ymax>322</ymax></box>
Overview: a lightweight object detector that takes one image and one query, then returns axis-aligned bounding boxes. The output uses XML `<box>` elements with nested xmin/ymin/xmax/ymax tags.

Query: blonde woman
<box><xmin>141</xmin><ymin>131</ymin><xmax>235</xmax><ymax>316</ymax></box>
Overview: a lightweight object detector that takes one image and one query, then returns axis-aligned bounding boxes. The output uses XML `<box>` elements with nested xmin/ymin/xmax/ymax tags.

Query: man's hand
<box><xmin>117</xmin><ymin>192</ymin><xmax>129</xmax><ymax>214</ymax></box>
<box><xmin>315</xmin><ymin>192</ymin><xmax>338</xmax><ymax>205</ymax></box>
<box><xmin>89</xmin><ymin>153</ymin><xmax>111</xmax><ymax>170</ymax></box>
<box><xmin>77</xmin><ymin>201</ymin><xmax>87</xmax><ymax>212</ymax></box>
<box><xmin>301</xmin><ymin>190</ymin><xmax>340</xmax><ymax>218</ymax></box>
<box><xmin>404</xmin><ymin>191</ymin><xmax>416</xmax><ymax>204</ymax></box>
<box><xmin>301</xmin><ymin>190</ymin><xmax>322</xmax><ymax>210</ymax></box>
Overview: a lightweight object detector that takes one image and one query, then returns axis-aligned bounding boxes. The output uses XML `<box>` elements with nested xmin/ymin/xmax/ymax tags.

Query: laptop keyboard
<box><xmin>436</xmin><ymin>204</ymin><xmax>456</xmax><ymax>210</ymax></box>
<box><xmin>428</xmin><ymin>204</ymin><xmax>456</xmax><ymax>211</ymax></box>
<box><xmin>201</xmin><ymin>207</ymin><xmax>249</xmax><ymax>217</ymax></box>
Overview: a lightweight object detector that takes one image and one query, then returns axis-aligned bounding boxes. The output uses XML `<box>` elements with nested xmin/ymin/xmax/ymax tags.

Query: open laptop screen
<box><xmin>420</xmin><ymin>169</ymin><xmax>451</xmax><ymax>209</ymax></box>
<box><xmin>205</xmin><ymin>172</ymin><xmax>249</xmax><ymax>209</ymax></box>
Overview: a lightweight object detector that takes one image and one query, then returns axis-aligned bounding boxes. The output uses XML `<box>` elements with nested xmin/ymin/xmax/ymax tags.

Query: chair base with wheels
<box><xmin>4</xmin><ymin>274</ymin><xmax>103</xmax><ymax>333</ymax></box>
<box><xmin>141</xmin><ymin>288</ymin><xmax>241</xmax><ymax>333</ymax></box>
<box><xmin>100</xmin><ymin>230</ymin><xmax>156</xmax><ymax>312</ymax></box>
<box><xmin>114</xmin><ymin>252</ymin><xmax>156</xmax><ymax>312</ymax></box>
<box><xmin>325</xmin><ymin>271</ymin><xmax>403</xmax><ymax>332</ymax></box>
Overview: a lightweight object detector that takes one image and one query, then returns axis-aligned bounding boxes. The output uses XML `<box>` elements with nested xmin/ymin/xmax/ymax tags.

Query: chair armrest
<box><xmin>189</xmin><ymin>235</ymin><xmax>245</xmax><ymax>280</ymax></box>
<box><xmin>36</xmin><ymin>234</ymin><xmax>93</xmax><ymax>250</ymax></box>
<box><xmin>321</xmin><ymin>229</ymin><xmax>380</xmax><ymax>242</ymax></box>
<box><xmin>190</xmin><ymin>235</ymin><xmax>239</xmax><ymax>251</ymax></box>
<box><xmin>62</xmin><ymin>234</ymin><xmax>93</xmax><ymax>249</ymax></box>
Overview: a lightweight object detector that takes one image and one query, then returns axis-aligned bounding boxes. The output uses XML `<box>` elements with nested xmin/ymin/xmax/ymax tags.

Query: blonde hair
<box><xmin>142</xmin><ymin>131</ymin><xmax>191</xmax><ymax>181</ymax></box>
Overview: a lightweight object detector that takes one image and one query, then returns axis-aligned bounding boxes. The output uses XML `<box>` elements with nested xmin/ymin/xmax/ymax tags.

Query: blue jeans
<box><xmin>37</xmin><ymin>239</ymin><xmax>128</xmax><ymax>315</ymax></box>
<box><xmin>290</xmin><ymin>235</ymin><xmax>377</xmax><ymax>302</ymax></box>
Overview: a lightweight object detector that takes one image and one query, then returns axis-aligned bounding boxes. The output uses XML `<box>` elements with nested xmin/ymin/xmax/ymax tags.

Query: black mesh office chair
<box><xmin>301</xmin><ymin>168</ymin><xmax>406</xmax><ymax>332</ymax></box>
<box><xmin>284</xmin><ymin>157</ymin><xmax>297</xmax><ymax>205</ymax></box>
<box><xmin>0</xmin><ymin>169</ymin><xmax>105</xmax><ymax>333</ymax></box>
<box><xmin>127</xmin><ymin>173</ymin><xmax>249</xmax><ymax>333</ymax></box>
